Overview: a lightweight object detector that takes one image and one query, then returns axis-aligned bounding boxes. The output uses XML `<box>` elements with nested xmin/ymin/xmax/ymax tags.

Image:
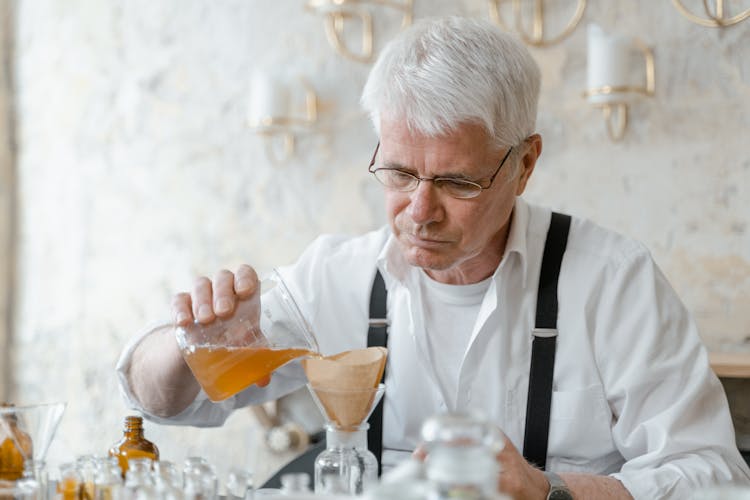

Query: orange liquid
<box><xmin>183</xmin><ymin>346</ymin><xmax>317</xmax><ymax>402</ymax></box>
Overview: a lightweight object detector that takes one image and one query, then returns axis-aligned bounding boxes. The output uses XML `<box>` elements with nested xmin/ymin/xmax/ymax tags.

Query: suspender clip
<box><xmin>532</xmin><ymin>328</ymin><xmax>558</xmax><ymax>338</ymax></box>
<box><xmin>369</xmin><ymin>318</ymin><xmax>389</xmax><ymax>327</ymax></box>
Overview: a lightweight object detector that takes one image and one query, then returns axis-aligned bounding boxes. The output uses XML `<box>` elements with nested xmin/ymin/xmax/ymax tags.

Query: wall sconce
<box><xmin>248</xmin><ymin>73</ymin><xmax>319</xmax><ymax>164</ymax></box>
<box><xmin>672</xmin><ymin>0</ymin><xmax>750</xmax><ymax>27</ymax></box>
<box><xmin>488</xmin><ymin>0</ymin><xmax>586</xmax><ymax>47</ymax></box>
<box><xmin>583</xmin><ymin>24</ymin><xmax>655</xmax><ymax>141</ymax></box>
<box><xmin>305</xmin><ymin>0</ymin><xmax>413</xmax><ymax>63</ymax></box>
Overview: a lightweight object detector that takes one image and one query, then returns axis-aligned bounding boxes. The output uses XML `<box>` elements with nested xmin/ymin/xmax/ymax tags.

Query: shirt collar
<box><xmin>377</xmin><ymin>196</ymin><xmax>531</xmax><ymax>287</ymax></box>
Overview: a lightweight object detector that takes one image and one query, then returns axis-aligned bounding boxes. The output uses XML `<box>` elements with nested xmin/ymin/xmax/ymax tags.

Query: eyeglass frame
<box><xmin>367</xmin><ymin>141</ymin><xmax>514</xmax><ymax>199</ymax></box>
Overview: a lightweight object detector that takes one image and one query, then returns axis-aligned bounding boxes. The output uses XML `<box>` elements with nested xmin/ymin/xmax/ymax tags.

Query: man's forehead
<box><xmin>378</xmin><ymin>120</ymin><xmax>496</xmax><ymax>166</ymax></box>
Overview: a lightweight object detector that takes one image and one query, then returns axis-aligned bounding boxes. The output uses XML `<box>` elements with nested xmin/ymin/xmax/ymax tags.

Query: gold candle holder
<box><xmin>306</xmin><ymin>0</ymin><xmax>413</xmax><ymax>63</ymax></box>
<box><xmin>488</xmin><ymin>0</ymin><xmax>586</xmax><ymax>47</ymax></box>
<box><xmin>672</xmin><ymin>0</ymin><xmax>750</xmax><ymax>28</ymax></box>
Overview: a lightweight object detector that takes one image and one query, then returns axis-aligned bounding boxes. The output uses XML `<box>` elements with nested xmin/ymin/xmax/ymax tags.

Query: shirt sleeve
<box><xmin>115</xmin><ymin>322</ymin><xmax>307</xmax><ymax>427</ymax></box>
<box><xmin>594</xmin><ymin>247</ymin><xmax>750</xmax><ymax>498</ymax></box>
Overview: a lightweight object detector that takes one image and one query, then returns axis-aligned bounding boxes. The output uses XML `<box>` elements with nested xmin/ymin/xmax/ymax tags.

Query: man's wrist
<box><xmin>543</xmin><ymin>471</ymin><xmax>573</xmax><ymax>500</ymax></box>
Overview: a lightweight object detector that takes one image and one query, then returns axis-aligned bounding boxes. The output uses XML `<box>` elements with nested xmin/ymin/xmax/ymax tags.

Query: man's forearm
<box><xmin>128</xmin><ymin>326</ymin><xmax>201</xmax><ymax>417</ymax></box>
<box><xmin>561</xmin><ymin>473</ymin><xmax>633</xmax><ymax>500</ymax></box>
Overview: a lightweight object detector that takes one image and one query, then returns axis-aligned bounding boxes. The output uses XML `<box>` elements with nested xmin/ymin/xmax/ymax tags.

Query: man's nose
<box><xmin>406</xmin><ymin>181</ymin><xmax>444</xmax><ymax>225</ymax></box>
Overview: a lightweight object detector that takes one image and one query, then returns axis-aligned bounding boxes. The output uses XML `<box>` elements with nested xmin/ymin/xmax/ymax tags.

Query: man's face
<box><xmin>378</xmin><ymin>119</ymin><xmax>536</xmax><ymax>284</ymax></box>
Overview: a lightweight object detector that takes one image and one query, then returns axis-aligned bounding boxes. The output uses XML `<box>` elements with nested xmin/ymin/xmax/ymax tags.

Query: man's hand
<box><xmin>172</xmin><ymin>264</ymin><xmax>260</xmax><ymax>326</ymax></box>
<box><xmin>496</xmin><ymin>438</ymin><xmax>550</xmax><ymax>500</ymax></box>
<box><xmin>171</xmin><ymin>264</ymin><xmax>270</xmax><ymax>387</ymax></box>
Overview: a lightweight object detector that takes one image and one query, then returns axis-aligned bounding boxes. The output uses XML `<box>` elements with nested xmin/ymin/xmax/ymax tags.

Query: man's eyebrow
<box><xmin>380</xmin><ymin>161</ymin><xmax>474</xmax><ymax>180</ymax></box>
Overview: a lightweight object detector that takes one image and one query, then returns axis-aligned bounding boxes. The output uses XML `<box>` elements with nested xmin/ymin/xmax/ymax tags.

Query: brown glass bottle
<box><xmin>108</xmin><ymin>416</ymin><xmax>159</xmax><ymax>477</ymax></box>
<box><xmin>0</xmin><ymin>403</ymin><xmax>33</xmax><ymax>481</ymax></box>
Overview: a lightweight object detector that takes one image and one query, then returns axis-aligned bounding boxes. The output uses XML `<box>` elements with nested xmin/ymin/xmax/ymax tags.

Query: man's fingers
<box><xmin>192</xmin><ymin>276</ymin><xmax>215</xmax><ymax>324</ymax></box>
<box><xmin>172</xmin><ymin>293</ymin><xmax>193</xmax><ymax>326</ymax></box>
<box><xmin>235</xmin><ymin>264</ymin><xmax>259</xmax><ymax>299</ymax></box>
<box><xmin>213</xmin><ymin>269</ymin><xmax>237</xmax><ymax>317</ymax></box>
<box><xmin>256</xmin><ymin>375</ymin><xmax>271</xmax><ymax>387</ymax></box>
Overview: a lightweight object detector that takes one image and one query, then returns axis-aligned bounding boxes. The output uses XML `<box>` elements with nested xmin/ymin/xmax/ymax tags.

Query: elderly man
<box><xmin>118</xmin><ymin>17</ymin><xmax>750</xmax><ymax>500</ymax></box>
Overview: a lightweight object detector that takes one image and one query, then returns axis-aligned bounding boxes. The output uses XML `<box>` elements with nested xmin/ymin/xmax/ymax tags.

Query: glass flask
<box><xmin>175</xmin><ymin>269</ymin><xmax>320</xmax><ymax>402</ymax></box>
<box><xmin>108</xmin><ymin>416</ymin><xmax>159</xmax><ymax>477</ymax></box>
<box><xmin>308</xmin><ymin>384</ymin><xmax>385</xmax><ymax>495</ymax></box>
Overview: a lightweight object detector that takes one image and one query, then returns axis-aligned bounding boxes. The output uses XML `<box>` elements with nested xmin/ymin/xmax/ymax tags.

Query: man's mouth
<box><xmin>403</xmin><ymin>233</ymin><xmax>451</xmax><ymax>247</ymax></box>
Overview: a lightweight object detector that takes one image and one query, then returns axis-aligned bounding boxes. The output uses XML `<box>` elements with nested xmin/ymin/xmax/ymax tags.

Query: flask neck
<box><xmin>123</xmin><ymin>416</ymin><xmax>144</xmax><ymax>439</ymax></box>
<box><xmin>325</xmin><ymin>423</ymin><xmax>369</xmax><ymax>450</ymax></box>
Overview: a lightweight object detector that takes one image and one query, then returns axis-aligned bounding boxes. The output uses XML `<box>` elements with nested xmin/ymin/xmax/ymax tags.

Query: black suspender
<box><xmin>366</xmin><ymin>211</ymin><xmax>571</xmax><ymax>473</ymax></box>
<box><xmin>522</xmin><ymin>212</ymin><xmax>571</xmax><ymax>470</ymax></box>
<box><xmin>367</xmin><ymin>270</ymin><xmax>389</xmax><ymax>476</ymax></box>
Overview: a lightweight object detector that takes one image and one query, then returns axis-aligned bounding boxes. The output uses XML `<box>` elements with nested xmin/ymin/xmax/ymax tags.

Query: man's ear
<box><xmin>515</xmin><ymin>134</ymin><xmax>542</xmax><ymax>196</ymax></box>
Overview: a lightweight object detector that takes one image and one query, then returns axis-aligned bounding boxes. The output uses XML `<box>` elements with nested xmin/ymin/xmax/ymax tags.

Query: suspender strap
<box><xmin>522</xmin><ymin>212</ymin><xmax>571</xmax><ymax>471</ymax></box>
<box><xmin>367</xmin><ymin>269</ymin><xmax>388</xmax><ymax>476</ymax></box>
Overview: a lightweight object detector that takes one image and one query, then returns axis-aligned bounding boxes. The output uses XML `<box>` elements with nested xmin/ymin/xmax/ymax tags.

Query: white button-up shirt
<box><xmin>117</xmin><ymin>197</ymin><xmax>750</xmax><ymax>499</ymax></box>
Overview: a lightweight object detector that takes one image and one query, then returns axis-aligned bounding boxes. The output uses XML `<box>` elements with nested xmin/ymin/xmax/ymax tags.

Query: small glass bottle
<box><xmin>421</xmin><ymin>413</ymin><xmax>505</xmax><ymax>500</ymax></box>
<box><xmin>93</xmin><ymin>456</ymin><xmax>124</xmax><ymax>500</ymax></box>
<box><xmin>226</xmin><ymin>468</ymin><xmax>253</xmax><ymax>500</ymax></box>
<box><xmin>0</xmin><ymin>403</ymin><xmax>33</xmax><ymax>481</ymax></box>
<box><xmin>57</xmin><ymin>462</ymin><xmax>83</xmax><ymax>500</ymax></box>
<box><xmin>280</xmin><ymin>472</ymin><xmax>311</xmax><ymax>494</ymax></box>
<box><xmin>108</xmin><ymin>416</ymin><xmax>159</xmax><ymax>477</ymax></box>
<box><xmin>314</xmin><ymin>423</ymin><xmax>378</xmax><ymax>495</ymax></box>
<box><xmin>124</xmin><ymin>457</ymin><xmax>155</xmax><ymax>499</ymax></box>
<box><xmin>182</xmin><ymin>457</ymin><xmax>217</xmax><ymax>500</ymax></box>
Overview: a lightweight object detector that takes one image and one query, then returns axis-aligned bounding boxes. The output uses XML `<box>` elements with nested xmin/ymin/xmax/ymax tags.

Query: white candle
<box><xmin>587</xmin><ymin>24</ymin><xmax>635</xmax><ymax>105</ymax></box>
<box><xmin>249</xmin><ymin>72</ymin><xmax>290</xmax><ymax>127</ymax></box>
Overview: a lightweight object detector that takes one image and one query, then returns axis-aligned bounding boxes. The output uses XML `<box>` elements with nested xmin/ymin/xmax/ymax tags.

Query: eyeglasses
<box><xmin>367</xmin><ymin>142</ymin><xmax>514</xmax><ymax>199</ymax></box>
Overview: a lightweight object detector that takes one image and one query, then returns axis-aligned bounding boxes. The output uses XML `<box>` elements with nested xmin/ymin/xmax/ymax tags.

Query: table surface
<box><xmin>710</xmin><ymin>351</ymin><xmax>750</xmax><ymax>378</ymax></box>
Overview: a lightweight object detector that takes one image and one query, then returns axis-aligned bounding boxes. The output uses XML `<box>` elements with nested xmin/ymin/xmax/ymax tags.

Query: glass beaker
<box><xmin>175</xmin><ymin>269</ymin><xmax>319</xmax><ymax>402</ymax></box>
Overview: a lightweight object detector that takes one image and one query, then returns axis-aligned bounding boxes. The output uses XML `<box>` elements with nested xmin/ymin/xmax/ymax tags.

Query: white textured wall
<box><xmin>9</xmin><ymin>0</ymin><xmax>749</xmax><ymax>485</ymax></box>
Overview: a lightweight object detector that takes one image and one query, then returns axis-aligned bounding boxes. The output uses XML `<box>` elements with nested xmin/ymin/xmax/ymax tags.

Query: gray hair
<box><xmin>361</xmin><ymin>17</ymin><xmax>541</xmax><ymax>150</ymax></box>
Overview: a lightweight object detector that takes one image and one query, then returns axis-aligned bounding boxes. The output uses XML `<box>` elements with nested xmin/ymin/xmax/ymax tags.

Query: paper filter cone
<box><xmin>303</xmin><ymin>347</ymin><xmax>387</xmax><ymax>429</ymax></box>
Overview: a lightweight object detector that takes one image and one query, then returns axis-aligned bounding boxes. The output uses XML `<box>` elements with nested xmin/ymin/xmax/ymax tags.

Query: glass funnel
<box><xmin>176</xmin><ymin>269</ymin><xmax>319</xmax><ymax>402</ymax></box>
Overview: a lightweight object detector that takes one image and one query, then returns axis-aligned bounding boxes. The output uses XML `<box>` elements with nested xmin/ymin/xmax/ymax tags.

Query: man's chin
<box><xmin>403</xmin><ymin>248</ymin><xmax>454</xmax><ymax>271</ymax></box>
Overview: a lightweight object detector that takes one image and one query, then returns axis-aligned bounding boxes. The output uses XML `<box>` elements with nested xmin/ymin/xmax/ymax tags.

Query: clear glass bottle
<box><xmin>0</xmin><ymin>403</ymin><xmax>33</xmax><ymax>481</ymax></box>
<box><xmin>57</xmin><ymin>462</ymin><xmax>83</xmax><ymax>500</ymax></box>
<box><xmin>152</xmin><ymin>461</ymin><xmax>183</xmax><ymax>500</ymax></box>
<box><xmin>108</xmin><ymin>416</ymin><xmax>159</xmax><ymax>478</ymax></box>
<box><xmin>124</xmin><ymin>457</ymin><xmax>154</xmax><ymax>499</ymax></box>
<box><xmin>76</xmin><ymin>455</ymin><xmax>97</xmax><ymax>500</ymax></box>
<box><xmin>280</xmin><ymin>472</ymin><xmax>311</xmax><ymax>494</ymax></box>
<box><xmin>93</xmin><ymin>456</ymin><xmax>124</xmax><ymax>500</ymax></box>
<box><xmin>182</xmin><ymin>457</ymin><xmax>217</xmax><ymax>500</ymax></box>
<box><xmin>226</xmin><ymin>468</ymin><xmax>253</xmax><ymax>500</ymax></box>
<box><xmin>421</xmin><ymin>413</ymin><xmax>505</xmax><ymax>500</ymax></box>
<box><xmin>314</xmin><ymin>423</ymin><xmax>378</xmax><ymax>495</ymax></box>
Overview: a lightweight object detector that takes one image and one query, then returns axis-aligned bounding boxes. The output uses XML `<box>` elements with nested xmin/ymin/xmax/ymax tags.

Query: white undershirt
<box><xmin>419</xmin><ymin>270</ymin><xmax>492</xmax><ymax>411</ymax></box>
